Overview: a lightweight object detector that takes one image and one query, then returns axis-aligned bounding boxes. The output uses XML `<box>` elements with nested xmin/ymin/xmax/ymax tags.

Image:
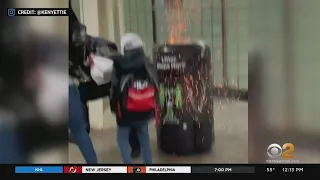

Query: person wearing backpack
<box><xmin>109</xmin><ymin>33</ymin><xmax>158</xmax><ymax>164</ymax></box>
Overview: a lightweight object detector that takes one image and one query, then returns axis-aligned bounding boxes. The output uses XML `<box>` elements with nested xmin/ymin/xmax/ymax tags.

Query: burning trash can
<box><xmin>154</xmin><ymin>42</ymin><xmax>214</xmax><ymax>155</ymax></box>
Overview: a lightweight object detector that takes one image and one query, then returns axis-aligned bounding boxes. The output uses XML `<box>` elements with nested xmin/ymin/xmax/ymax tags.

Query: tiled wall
<box><xmin>225</xmin><ymin>0</ymin><xmax>248</xmax><ymax>90</ymax></box>
<box><xmin>291</xmin><ymin>0</ymin><xmax>320</xmax><ymax>134</ymax></box>
<box><xmin>123</xmin><ymin>0</ymin><xmax>154</xmax><ymax>57</ymax></box>
<box><xmin>249</xmin><ymin>0</ymin><xmax>288</xmax><ymax>130</ymax></box>
<box><xmin>249</xmin><ymin>0</ymin><xmax>320</xmax><ymax>134</ymax></box>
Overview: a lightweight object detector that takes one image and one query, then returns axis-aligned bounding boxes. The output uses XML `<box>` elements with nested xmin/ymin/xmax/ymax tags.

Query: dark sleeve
<box><xmin>69</xmin><ymin>67</ymin><xmax>78</xmax><ymax>78</ymax></box>
<box><xmin>90</xmin><ymin>37</ymin><xmax>118</xmax><ymax>57</ymax></box>
<box><xmin>69</xmin><ymin>0</ymin><xmax>80</xmax><ymax>45</ymax></box>
<box><xmin>79</xmin><ymin>81</ymin><xmax>111</xmax><ymax>101</ymax></box>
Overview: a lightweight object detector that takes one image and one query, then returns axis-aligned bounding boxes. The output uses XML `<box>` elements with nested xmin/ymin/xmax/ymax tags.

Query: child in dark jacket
<box><xmin>109</xmin><ymin>33</ymin><xmax>157</xmax><ymax>164</ymax></box>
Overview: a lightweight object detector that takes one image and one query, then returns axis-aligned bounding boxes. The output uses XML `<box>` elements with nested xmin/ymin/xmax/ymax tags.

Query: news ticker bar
<box><xmin>7</xmin><ymin>8</ymin><xmax>69</xmax><ymax>16</ymax></box>
<box><xmin>12</xmin><ymin>165</ymin><xmax>320</xmax><ymax>174</ymax></box>
<box><xmin>15</xmin><ymin>166</ymin><xmax>252</xmax><ymax>173</ymax></box>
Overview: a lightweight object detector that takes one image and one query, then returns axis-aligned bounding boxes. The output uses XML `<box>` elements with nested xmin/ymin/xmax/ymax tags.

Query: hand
<box><xmin>84</xmin><ymin>53</ymin><xmax>94</xmax><ymax>67</ymax></box>
<box><xmin>88</xmin><ymin>54</ymin><xmax>94</xmax><ymax>67</ymax></box>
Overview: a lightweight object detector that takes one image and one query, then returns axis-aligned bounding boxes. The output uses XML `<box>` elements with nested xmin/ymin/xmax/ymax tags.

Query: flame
<box><xmin>165</xmin><ymin>0</ymin><xmax>198</xmax><ymax>44</ymax></box>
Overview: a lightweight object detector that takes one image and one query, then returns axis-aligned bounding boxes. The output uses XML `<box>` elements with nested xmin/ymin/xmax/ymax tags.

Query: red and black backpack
<box><xmin>110</xmin><ymin>67</ymin><xmax>159</xmax><ymax>125</ymax></box>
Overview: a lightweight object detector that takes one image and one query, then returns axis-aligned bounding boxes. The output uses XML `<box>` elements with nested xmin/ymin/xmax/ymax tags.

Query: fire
<box><xmin>165</xmin><ymin>0</ymin><xmax>198</xmax><ymax>44</ymax></box>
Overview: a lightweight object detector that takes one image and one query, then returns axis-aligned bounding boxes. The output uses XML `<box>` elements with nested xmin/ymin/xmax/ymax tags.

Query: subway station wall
<box><xmin>249</xmin><ymin>0</ymin><xmax>320</xmax><ymax>134</ymax></box>
<box><xmin>123</xmin><ymin>0</ymin><xmax>154</xmax><ymax>57</ymax></box>
<box><xmin>225</xmin><ymin>0</ymin><xmax>248</xmax><ymax>90</ymax></box>
<box><xmin>291</xmin><ymin>0</ymin><xmax>320</xmax><ymax>133</ymax></box>
<box><xmin>71</xmin><ymin>0</ymin><xmax>249</xmax><ymax>90</ymax></box>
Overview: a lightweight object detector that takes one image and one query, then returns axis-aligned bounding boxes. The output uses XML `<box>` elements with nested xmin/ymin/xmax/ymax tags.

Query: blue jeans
<box><xmin>117</xmin><ymin>121</ymin><xmax>152</xmax><ymax>164</ymax></box>
<box><xmin>0</xmin><ymin>127</ymin><xmax>24</xmax><ymax>163</ymax></box>
<box><xmin>69</xmin><ymin>85</ymin><xmax>97</xmax><ymax>164</ymax></box>
<box><xmin>78</xmin><ymin>85</ymin><xmax>90</xmax><ymax>132</ymax></box>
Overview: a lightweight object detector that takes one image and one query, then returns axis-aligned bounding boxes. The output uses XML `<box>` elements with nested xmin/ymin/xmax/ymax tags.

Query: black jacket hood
<box><xmin>114</xmin><ymin>48</ymin><xmax>147</xmax><ymax>71</ymax></box>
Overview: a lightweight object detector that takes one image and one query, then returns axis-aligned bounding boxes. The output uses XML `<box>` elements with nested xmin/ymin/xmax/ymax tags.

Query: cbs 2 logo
<box><xmin>267</xmin><ymin>143</ymin><xmax>295</xmax><ymax>159</ymax></box>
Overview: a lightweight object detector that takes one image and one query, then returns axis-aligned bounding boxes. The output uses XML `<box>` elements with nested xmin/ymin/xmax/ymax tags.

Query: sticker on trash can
<box><xmin>160</xmin><ymin>84</ymin><xmax>183</xmax><ymax>125</ymax></box>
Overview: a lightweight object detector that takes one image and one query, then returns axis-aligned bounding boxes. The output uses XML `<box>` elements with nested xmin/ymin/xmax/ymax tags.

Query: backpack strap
<box><xmin>143</xmin><ymin>61</ymin><xmax>159</xmax><ymax>89</ymax></box>
<box><xmin>120</xmin><ymin>74</ymin><xmax>133</xmax><ymax>92</ymax></box>
<box><xmin>109</xmin><ymin>69</ymin><xmax>118</xmax><ymax>98</ymax></box>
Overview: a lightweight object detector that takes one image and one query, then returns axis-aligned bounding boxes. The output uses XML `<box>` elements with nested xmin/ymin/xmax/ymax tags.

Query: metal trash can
<box><xmin>154</xmin><ymin>43</ymin><xmax>214</xmax><ymax>155</ymax></box>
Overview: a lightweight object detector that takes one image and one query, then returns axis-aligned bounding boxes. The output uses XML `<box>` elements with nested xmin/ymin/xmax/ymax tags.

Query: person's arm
<box><xmin>89</xmin><ymin>36</ymin><xmax>118</xmax><ymax>56</ymax></box>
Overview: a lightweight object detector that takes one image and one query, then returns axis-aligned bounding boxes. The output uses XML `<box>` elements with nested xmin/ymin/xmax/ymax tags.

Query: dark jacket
<box><xmin>109</xmin><ymin>48</ymin><xmax>158</xmax><ymax>126</ymax></box>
